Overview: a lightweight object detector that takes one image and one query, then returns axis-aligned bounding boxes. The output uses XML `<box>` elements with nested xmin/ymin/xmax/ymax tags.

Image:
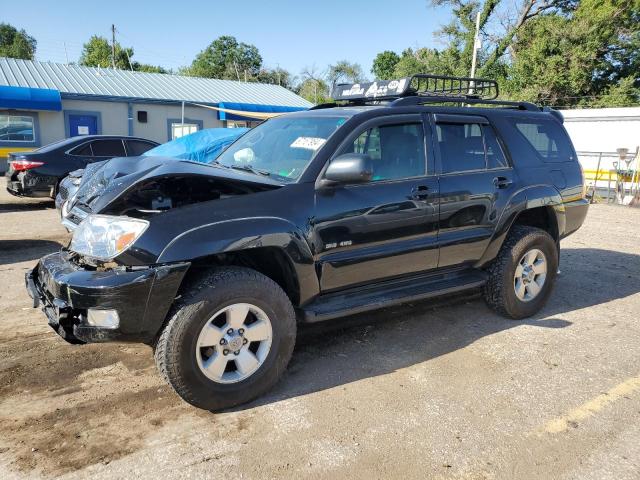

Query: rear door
<box><xmin>434</xmin><ymin>113</ymin><xmax>516</xmax><ymax>268</ymax></box>
<box><xmin>313</xmin><ymin>114</ymin><xmax>440</xmax><ymax>292</ymax></box>
<box><xmin>125</xmin><ymin>139</ymin><xmax>156</xmax><ymax>156</ymax></box>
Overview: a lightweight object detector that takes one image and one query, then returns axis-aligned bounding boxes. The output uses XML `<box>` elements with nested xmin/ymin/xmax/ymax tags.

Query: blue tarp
<box><xmin>218</xmin><ymin>102</ymin><xmax>307</xmax><ymax>121</ymax></box>
<box><xmin>143</xmin><ymin>127</ymin><xmax>248</xmax><ymax>163</ymax></box>
<box><xmin>0</xmin><ymin>85</ymin><xmax>62</xmax><ymax>111</ymax></box>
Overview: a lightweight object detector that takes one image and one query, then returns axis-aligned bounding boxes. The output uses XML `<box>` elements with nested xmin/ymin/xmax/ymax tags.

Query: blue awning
<box><xmin>217</xmin><ymin>102</ymin><xmax>307</xmax><ymax>121</ymax></box>
<box><xmin>0</xmin><ymin>85</ymin><xmax>62</xmax><ymax>111</ymax></box>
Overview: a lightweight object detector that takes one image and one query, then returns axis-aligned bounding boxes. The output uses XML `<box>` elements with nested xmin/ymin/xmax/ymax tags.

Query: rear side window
<box><xmin>91</xmin><ymin>139</ymin><xmax>126</xmax><ymax>157</ymax></box>
<box><xmin>514</xmin><ymin>119</ymin><xmax>574</xmax><ymax>162</ymax></box>
<box><xmin>126</xmin><ymin>140</ymin><xmax>155</xmax><ymax>156</ymax></box>
<box><xmin>436</xmin><ymin>122</ymin><xmax>508</xmax><ymax>173</ymax></box>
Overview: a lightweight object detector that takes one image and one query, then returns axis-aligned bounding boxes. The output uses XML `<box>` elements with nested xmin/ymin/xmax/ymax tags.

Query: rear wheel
<box><xmin>154</xmin><ymin>267</ymin><xmax>296</xmax><ymax>411</ymax></box>
<box><xmin>483</xmin><ymin>225</ymin><xmax>558</xmax><ymax>319</ymax></box>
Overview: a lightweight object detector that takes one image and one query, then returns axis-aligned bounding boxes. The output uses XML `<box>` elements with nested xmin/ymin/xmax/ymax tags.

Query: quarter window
<box><xmin>514</xmin><ymin>119</ymin><xmax>574</xmax><ymax>162</ymax></box>
<box><xmin>0</xmin><ymin>114</ymin><xmax>35</xmax><ymax>142</ymax></box>
<box><xmin>70</xmin><ymin>143</ymin><xmax>93</xmax><ymax>156</ymax></box>
<box><xmin>436</xmin><ymin>121</ymin><xmax>508</xmax><ymax>173</ymax></box>
<box><xmin>346</xmin><ymin>123</ymin><xmax>426</xmax><ymax>181</ymax></box>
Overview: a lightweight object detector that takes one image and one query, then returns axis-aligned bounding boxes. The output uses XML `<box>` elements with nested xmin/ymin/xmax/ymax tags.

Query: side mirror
<box><xmin>323</xmin><ymin>153</ymin><xmax>373</xmax><ymax>185</ymax></box>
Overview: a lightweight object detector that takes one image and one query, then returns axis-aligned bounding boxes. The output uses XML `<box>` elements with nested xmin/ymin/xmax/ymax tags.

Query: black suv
<box><xmin>26</xmin><ymin>75</ymin><xmax>588</xmax><ymax>410</ymax></box>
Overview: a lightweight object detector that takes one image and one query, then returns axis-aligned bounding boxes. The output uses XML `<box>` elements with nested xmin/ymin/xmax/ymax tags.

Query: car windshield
<box><xmin>216</xmin><ymin>115</ymin><xmax>347</xmax><ymax>182</ymax></box>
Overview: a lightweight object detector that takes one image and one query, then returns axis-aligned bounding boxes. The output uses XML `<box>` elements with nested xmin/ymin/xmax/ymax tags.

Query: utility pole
<box><xmin>468</xmin><ymin>11</ymin><xmax>481</xmax><ymax>93</ymax></box>
<box><xmin>111</xmin><ymin>24</ymin><xmax>116</xmax><ymax>69</ymax></box>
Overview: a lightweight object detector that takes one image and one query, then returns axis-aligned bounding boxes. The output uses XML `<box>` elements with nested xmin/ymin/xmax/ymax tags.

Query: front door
<box><xmin>313</xmin><ymin>114</ymin><xmax>439</xmax><ymax>292</ymax></box>
<box><xmin>68</xmin><ymin>114</ymin><xmax>98</xmax><ymax>137</ymax></box>
<box><xmin>434</xmin><ymin>114</ymin><xmax>516</xmax><ymax>268</ymax></box>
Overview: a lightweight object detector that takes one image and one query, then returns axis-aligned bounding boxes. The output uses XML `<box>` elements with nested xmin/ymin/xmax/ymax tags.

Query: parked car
<box><xmin>26</xmin><ymin>74</ymin><xmax>589</xmax><ymax>411</ymax></box>
<box><xmin>6</xmin><ymin>135</ymin><xmax>158</xmax><ymax>198</ymax></box>
<box><xmin>55</xmin><ymin>128</ymin><xmax>248</xmax><ymax>226</ymax></box>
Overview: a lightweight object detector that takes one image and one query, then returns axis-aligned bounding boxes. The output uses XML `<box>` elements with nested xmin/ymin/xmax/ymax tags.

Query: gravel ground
<box><xmin>0</xmin><ymin>177</ymin><xmax>639</xmax><ymax>480</ymax></box>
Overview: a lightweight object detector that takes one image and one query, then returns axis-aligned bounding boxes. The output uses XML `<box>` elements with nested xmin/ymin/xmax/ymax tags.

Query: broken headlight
<box><xmin>70</xmin><ymin>214</ymin><xmax>149</xmax><ymax>261</ymax></box>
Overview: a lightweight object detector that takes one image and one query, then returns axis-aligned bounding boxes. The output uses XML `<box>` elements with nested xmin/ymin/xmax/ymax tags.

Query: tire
<box><xmin>483</xmin><ymin>225</ymin><xmax>558</xmax><ymax>319</ymax></box>
<box><xmin>154</xmin><ymin>266</ymin><xmax>296</xmax><ymax>411</ymax></box>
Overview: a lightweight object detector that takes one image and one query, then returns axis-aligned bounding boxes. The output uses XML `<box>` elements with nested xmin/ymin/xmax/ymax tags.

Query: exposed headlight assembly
<box><xmin>70</xmin><ymin>214</ymin><xmax>149</xmax><ymax>261</ymax></box>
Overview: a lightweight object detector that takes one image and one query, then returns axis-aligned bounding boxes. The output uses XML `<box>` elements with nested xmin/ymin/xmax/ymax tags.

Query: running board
<box><xmin>300</xmin><ymin>270</ymin><xmax>487</xmax><ymax>323</ymax></box>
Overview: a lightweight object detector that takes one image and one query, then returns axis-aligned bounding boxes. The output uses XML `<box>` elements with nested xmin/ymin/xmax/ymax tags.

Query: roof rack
<box><xmin>325</xmin><ymin>73</ymin><xmax>540</xmax><ymax>112</ymax></box>
<box><xmin>330</xmin><ymin>74</ymin><xmax>499</xmax><ymax>102</ymax></box>
<box><xmin>390</xmin><ymin>95</ymin><xmax>540</xmax><ymax>111</ymax></box>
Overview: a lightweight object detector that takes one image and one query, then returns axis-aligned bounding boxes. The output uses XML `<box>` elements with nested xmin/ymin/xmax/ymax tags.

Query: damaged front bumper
<box><xmin>26</xmin><ymin>251</ymin><xmax>189</xmax><ymax>344</ymax></box>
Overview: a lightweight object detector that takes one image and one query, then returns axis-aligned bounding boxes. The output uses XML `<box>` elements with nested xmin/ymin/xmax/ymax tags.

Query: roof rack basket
<box><xmin>407</xmin><ymin>74</ymin><xmax>499</xmax><ymax>100</ymax></box>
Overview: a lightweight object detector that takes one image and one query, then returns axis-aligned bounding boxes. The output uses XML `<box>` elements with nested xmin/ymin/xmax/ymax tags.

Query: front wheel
<box><xmin>154</xmin><ymin>267</ymin><xmax>296</xmax><ymax>411</ymax></box>
<box><xmin>483</xmin><ymin>225</ymin><xmax>558</xmax><ymax>319</ymax></box>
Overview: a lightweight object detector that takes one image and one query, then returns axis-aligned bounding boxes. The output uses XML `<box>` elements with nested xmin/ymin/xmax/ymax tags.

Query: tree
<box><xmin>132</xmin><ymin>63</ymin><xmax>167</xmax><ymax>74</ymax></box>
<box><xmin>503</xmin><ymin>0</ymin><xmax>640</xmax><ymax>106</ymax></box>
<box><xmin>0</xmin><ymin>23</ymin><xmax>36</xmax><ymax>60</ymax></box>
<box><xmin>79</xmin><ymin>35</ymin><xmax>133</xmax><ymax>69</ymax></box>
<box><xmin>371</xmin><ymin>51</ymin><xmax>400</xmax><ymax>79</ymax></box>
<box><xmin>327</xmin><ymin>60</ymin><xmax>365</xmax><ymax>89</ymax></box>
<box><xmin>256</xmin><ymin>67</ymin><xmax>294</xmax><ymax>88</ymax></box>
<box><xmin>79</xmin><ymin>35</ymin><xmax>167</xmax><ymax>73</ymax></box>
<box><xmin>297</xmin><ymin>78</ymin><xmax>330</xmax><ymax>104</ymax></box>
<box><xmin>187</xmin><ymin>35</ymin><xmax>262</xmax><ymax>80</ymax></box>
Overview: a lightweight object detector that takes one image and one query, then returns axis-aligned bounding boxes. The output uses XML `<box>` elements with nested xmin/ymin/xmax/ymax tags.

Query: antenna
<box><xmin>111</xmin><ymin>24</ymin><xmax>116</xmax><ymax>69</ymax></box>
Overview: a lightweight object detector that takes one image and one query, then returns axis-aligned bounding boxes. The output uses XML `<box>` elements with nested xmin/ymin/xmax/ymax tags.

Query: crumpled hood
<box><xmin>70</xmin><ymin>155</ymin><xmax>283</xmax><ymax>214</ymax></box>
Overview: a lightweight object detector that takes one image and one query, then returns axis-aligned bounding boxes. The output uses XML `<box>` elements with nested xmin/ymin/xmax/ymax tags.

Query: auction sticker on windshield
<box><xmin>290</xmin><ymin>137</ymin><xmax>326</xmax><ymax>151</ymax></box>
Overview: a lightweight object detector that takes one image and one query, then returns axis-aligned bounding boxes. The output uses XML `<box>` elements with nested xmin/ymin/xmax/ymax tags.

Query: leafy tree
<box><xmin>0</xmin><ymin>23</ymin><xmax>36</xmax><ymax>60</ymax></box>
<box><xmin>256</xmin><ymin>67</ymin><xmax>294</xmax><ymax>88</ymax></box>
<box><xmin>297</xmin><ymin>77</ymin><xmax>330</xmax><ymax>104</ymax></box>
<box><xmin>79</xmin><ymin>35</ymin><xmax>133</xmax><ymax>69</ymax></box>
<box><xmin>187</xmin><ymin>35</ymin><xmax>262</xmax><ymax>80</ymax></box>
<box><xmin>79</xmin><ymin>35</ymin><xmax>168</xmax><ymax>73</ymax></box>
<box><xmin>327</xmin><ymin>60</ymin><xmax>365</xmax><ymax>89</ymax></box>
<box><xmin>132</xmin><ymin>63</ymin><xmax>167</xmax><ymax>74</ymax></box>
<box><xmin>503</xmin><ymin>0</ymin><xmax>640</xmax><ymax>106</ymax></box>
<box><xmin>371</xmin><ymin>51</ymin><xmax>400</xmax><ymax>79</ymax></box>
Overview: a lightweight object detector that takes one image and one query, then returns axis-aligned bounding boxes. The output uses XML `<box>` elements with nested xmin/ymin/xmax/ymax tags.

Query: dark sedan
<box><xmin>6</xmin><ymin>135</ymin><xmax>158</xmax><ymax>198</ymax></box>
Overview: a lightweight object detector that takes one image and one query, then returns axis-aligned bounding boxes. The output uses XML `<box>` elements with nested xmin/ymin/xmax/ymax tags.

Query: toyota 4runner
<box><xmin>26</xmin><ymin>75</ymin><xmax>589</xmax><ymax>410</ymax></box>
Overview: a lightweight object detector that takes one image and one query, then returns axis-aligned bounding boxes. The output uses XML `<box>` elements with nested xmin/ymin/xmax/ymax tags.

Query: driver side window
<box><xmin>346</xmin><ymin>123</ymin><xmax>426</xmax><ymax>181</ymax></box>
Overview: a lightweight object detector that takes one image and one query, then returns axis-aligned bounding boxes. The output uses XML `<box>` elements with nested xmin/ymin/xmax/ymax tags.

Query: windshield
<box><xmin>216</xmin><ymin>115</ymin><xmax>347</xmax><ymax>182</ymax></box>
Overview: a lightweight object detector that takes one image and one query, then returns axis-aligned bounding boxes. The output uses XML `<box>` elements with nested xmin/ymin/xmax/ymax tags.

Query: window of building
<box><xmin>91</xmin><ymin>139</ymin><xmax>126</xmax><ymax>157</ymax></box>
<box><xmin>0</xmin><ymin>114</ymin><xmax>35</xmax><ymax>142</ymax></box>
<box><xmin>171</xmin><ymin>122</ymin><xmax>199</xmax><ymax>140</ymax></box>
<box><xmin>345</xmin><ymin>123</ymin><xmax>426</xmax><ymax>181</ymax></box>
<box><xmin>514</xmin><ymin>119</ymin><xmax>574</xmax><ymax>162</ymax></box>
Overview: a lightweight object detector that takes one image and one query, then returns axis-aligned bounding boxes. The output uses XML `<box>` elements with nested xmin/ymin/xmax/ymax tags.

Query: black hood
<box><xmin>71</xmin><ymin>156</ymin><xmax>283</xmax><ymax>214</ymax></box>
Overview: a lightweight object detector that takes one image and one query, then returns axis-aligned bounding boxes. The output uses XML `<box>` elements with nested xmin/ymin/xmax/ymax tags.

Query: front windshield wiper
<box><xmin>229</xmin><ymin>164</ymin><xmax>271</xmax><ymax>176</ymax></box>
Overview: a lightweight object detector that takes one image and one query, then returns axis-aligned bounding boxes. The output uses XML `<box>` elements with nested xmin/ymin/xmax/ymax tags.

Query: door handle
<box><xmin>493</xmin><ymin>176</ymin><xmax>512</xmax><ymax>189</ymax></box>
<box><xmin>410</xmin><ymin>185</ymin><xmax>430</xmax><ymax>200</ymax></box>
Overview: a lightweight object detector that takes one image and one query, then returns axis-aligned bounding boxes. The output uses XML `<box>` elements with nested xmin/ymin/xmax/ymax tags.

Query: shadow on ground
<box><xmin>0</xmin><ymin>200</ymin><xmax>55</xmax><ymax>212</ymax></box>
<box><xmin>0</xmin><ymin>239</ymin><xmax>65</xmax><ymax>265</ymax></box>
<box><xmin>242</xmin><ymin>247</ymin><xmax>640</xmax><ymax>410</ymax></box>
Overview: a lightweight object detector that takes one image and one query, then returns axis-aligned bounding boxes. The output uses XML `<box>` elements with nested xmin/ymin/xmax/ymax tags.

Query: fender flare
<box><xmin>157</xmin><ymin>216</ymin><xmax>319</xmax><ymax>304</ymax></box>
<box><xmin>477</xmin><ymin>184</ymin><xmax>564</xmax><ymax>267</ymax></box>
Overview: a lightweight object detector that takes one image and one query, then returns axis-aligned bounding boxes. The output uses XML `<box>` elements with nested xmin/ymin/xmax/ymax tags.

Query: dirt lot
<box><xmin>0</xmin><ymin>177</ymin><xmax>639</xmax><ymax>480</ymax></box>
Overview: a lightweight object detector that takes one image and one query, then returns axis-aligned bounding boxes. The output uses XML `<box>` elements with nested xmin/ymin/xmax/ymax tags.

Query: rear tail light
<box><xmin>9</xmin><ymin>159</ymin><xmax>44</xmax><ymax>171</ymax></box>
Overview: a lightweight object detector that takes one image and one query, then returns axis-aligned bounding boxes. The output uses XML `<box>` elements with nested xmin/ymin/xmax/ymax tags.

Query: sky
<box><xmin>2</xmin><ymin>0</ymin><xmax>452</xmax><ymax>79</ymax></box>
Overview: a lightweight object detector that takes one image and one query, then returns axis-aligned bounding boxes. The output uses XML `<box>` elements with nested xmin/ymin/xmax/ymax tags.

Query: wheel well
<box><xmin>512</xmin><ymin>206</ymin><xmax>559</xmax><ymax>241</ymax></box>
<box><xmin>179</xmin><ymin>247</ymin><xmax>301</xmax><ymax>306</ymax></box>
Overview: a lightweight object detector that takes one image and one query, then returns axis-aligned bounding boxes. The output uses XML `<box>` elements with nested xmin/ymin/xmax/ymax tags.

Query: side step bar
<box><xmin>300</xmin><ymin>270</ymin><xmax>487</xmax><ymax>323</ymax></box>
